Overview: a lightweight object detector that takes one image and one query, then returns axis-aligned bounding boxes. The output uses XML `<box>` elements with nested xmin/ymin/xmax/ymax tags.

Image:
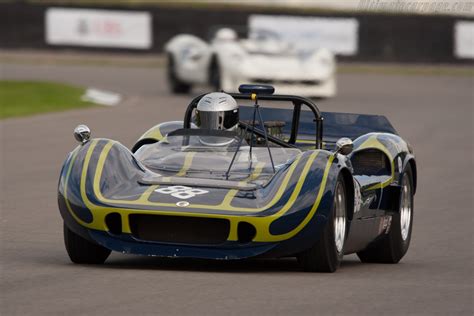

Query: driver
<box><xmin>195</xmin><ymin>92</ymin><xmax>239</xmax><ymax>146</ymax></box>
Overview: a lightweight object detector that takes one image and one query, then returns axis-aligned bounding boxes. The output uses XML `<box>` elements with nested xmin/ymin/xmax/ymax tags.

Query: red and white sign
<box><xmin>46</xmin><ymin>8</ymin><xmax>152</xmax><ymax>49</ymax></box>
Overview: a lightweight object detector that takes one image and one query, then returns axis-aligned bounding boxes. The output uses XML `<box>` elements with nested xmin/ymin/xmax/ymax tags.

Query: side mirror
<box><xmin>74</xmin><ymin>124</ymin><xmax>91</xmax><ymax>144</ymax></box>
<box><xmin>334</xmin><ymin>137</ymin><xmax>353</xmax><ymax>156</ymax></box>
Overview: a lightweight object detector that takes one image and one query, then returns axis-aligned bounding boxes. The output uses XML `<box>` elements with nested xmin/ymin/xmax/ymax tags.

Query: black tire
<box><xmin>297</xmin><ymin>175</ymin><xmax>348</xmax><ymax>272</ymax></box>
<box><xmin>209</xmin><ymin>57</ymin><xmax>221</xmax><ymax>91</ymax></box>
<box><xmin>357</xmin><ymin>164</ymin><xmax>414</xmax><ymax>263</ymax></box>
<box><xmin>167</xmin><ymin>54</ymin><xmax>191</xmax><ymax>94</ymax></box>
<box><xmin>64</xmin><ymin>223</ymin><xmax>111</xmax><ymax>264</ymax></box>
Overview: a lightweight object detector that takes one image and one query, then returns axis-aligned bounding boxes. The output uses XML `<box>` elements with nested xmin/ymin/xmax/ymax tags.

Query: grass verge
<box><xmin>0</xmin><ymin>80</ymin><xmax>95</xmax><ymax>119</ymax></box>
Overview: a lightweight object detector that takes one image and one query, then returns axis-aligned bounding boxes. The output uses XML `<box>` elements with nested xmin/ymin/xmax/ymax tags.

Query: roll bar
<box><xmin>183</xmin><ymin>93</ymin><xmax>324</xmax><ymax>149</ymax></box>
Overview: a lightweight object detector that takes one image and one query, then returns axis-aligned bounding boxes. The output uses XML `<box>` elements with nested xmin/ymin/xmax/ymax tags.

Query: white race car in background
<box><xmin>164</xmin><ymin>28</ymin><xmax>336</xmax><ymax>98</ymax></box>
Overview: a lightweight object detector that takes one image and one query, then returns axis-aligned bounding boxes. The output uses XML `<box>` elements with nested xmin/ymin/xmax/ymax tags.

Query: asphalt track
<box><xmin>1</xmin><ymin>63</ymin><xmax>473</xmax><ymax>315</ymax></box>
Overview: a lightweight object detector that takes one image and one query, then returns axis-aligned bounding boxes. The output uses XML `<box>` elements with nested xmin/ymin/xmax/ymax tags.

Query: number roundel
<box><xmin>154</xmin><ymin>186</ymin><xmax>209</xmax><ymax>200</ymax></box>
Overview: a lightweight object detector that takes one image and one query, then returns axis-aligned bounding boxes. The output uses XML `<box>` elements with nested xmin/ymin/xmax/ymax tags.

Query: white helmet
<box><xmin>195</xmin><ymin>92</ymin><xmax>239</xmax><ymax>146</ymax></box>
<box><xmin>214</xmin><ymin>28</ymin><xmax>238</xmax><ymax>41</ymax></box>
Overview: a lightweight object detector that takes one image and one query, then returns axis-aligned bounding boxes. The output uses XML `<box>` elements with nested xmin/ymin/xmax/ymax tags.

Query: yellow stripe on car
<box><xmin>64</xmin><ymin>140</ymin><xmax>334</xmax><ymax>242</ymax></box>
<box><xmin>356</xmin><ymin>135</ymin><xmax>395</xmax><ymax>190</ymax></box>
<box><xmin>175</xmin><ymin>152</ymin><xmax>195</xmax><ymax>176</ymax></box>
<box><xmin>90</xmin><ymin>140</ymin><xmax>310</xmax><ymax>213</ymax></box>
<box><xmin>63</xmin><ymin>147</ymin><xmax>88</xmax><ymax>226</ymax></box>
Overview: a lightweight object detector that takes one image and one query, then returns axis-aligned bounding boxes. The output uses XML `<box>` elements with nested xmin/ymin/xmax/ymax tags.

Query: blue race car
<box><xmin>58</xmin><ymin>84</ymin><xmax>416</xmax><ymax>272</ymax></box>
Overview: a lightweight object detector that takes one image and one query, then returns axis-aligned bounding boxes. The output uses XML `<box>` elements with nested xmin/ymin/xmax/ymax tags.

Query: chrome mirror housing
<box><xmin>334</xmin><ymin>137</ymin><xmax>353</xmax><ymax>156</ymax></box>
<box><xmin>74</xmin><ymin>124</ymin><xmax>91</xmax><ymax>144</ymax></box>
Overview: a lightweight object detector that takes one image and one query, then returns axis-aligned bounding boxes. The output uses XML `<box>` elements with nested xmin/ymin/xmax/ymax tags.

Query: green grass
<box><xmin>0</xmin><ymin>81</ymin><xmax>95</xmax><ymax>119</ymax></box>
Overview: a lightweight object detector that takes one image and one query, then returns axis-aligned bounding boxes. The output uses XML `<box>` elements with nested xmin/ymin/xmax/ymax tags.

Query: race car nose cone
<box><xmin>74</xmin><ymin>124</ymin><xmax>91</xmax><ymax>144</ymax></box>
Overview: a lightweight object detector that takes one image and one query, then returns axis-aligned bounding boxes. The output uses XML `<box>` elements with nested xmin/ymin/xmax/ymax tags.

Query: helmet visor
<box><xmin>195</xmin><ymin>109</ymin><xmax>239</xmax><ymax>130</ymax></box>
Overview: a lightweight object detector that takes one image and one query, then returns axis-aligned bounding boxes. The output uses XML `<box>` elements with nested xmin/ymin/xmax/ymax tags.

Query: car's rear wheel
<box><xmin>167</xmin><ymin>54</ymin><xmax>191</xmax><ymax>94</ymax></box>
<box><xmin>357</xmin><ymin>164</ymin><xmax>414</xmax><ymax>263</ymax></box>
<box><xmin>64</xmin><ymin>223</ymin><xmax>111</xmax><ymax>264</ymax></box>
<box><xmin>297</xmin><ymin>175</ymin><xmax>348</xmax><ymax>272</ymax></box>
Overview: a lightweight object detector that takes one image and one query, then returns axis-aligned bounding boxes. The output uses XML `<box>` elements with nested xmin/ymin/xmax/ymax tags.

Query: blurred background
<box><xmin>0</xmin><ymin>1</ymin><xmax>473</xmax><ymax>315</ymax></box>
<box><xmin>1</xmin><ymin>0</ymin><xmax>473</xmax><ymax>118</ymax></box>
<box><xmin>2</xmin><ymin>0</ymin><xmax>474</xmax><ymax>63</ymax></box>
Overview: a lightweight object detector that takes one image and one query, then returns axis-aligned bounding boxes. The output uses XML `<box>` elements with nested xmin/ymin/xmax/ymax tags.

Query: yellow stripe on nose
<box><xmin>176</xmin><ymin>152</ymin><xmax>196</xmax><ymax>177</ymax></box>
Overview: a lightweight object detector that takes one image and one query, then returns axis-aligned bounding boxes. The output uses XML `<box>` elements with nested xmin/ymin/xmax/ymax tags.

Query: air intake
<box><xmin>105</xmin><ymin>213</ymin><xmax>122</xmax><ymax>235</ymax></box>
<box><xmin>237</xmin><ymin>222</ymin><xmax>256</xmax><ymax>243</ymax></box>
<box><xmin>129</xmin><ymin>215</ymin><xmax>230</xmax><ymax>245</ymax></box>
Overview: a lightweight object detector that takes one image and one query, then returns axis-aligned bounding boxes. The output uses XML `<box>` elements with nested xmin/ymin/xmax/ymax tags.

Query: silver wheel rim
<box><xmin>334</xmin><ymin>182</ymin><xmax>346</xmax><ymax>253</ymax></box>
<box><xmin>400</xmin><ymin>173</ymin><xmax>412</xmax><ymax>241</ymax></box>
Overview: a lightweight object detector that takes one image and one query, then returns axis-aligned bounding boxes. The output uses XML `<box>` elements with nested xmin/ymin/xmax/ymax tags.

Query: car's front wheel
<box><xmin>297</xmin><ymin>175</ymin><xmax>348</xmax><ymax>272</ymax></box>
<box><xmin>64</xmin><ymin>223</ymin><xmax>111</xmax><ymax>264</ymax></box>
